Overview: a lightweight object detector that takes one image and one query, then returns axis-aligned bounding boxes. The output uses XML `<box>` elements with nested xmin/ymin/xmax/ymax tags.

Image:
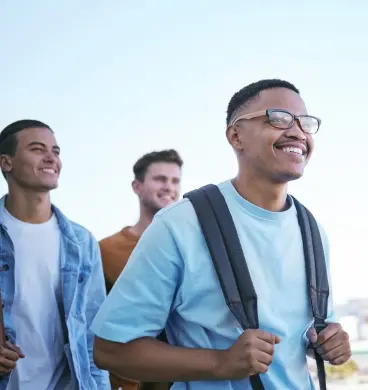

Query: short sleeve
<box><xmin>91</xmin><ymin>215</ymin><xmax>183</xmax><ymax>343</ymax></box>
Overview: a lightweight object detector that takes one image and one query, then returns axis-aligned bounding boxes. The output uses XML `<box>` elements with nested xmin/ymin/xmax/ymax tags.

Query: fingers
<box><xmin>5</xmin><ymin>342</ymin><xmax>25</xmax><ymax>358</ymax></box>
<box><xmin>313</xmin><ymin>323</ymin><xmax>351</xmax><ymax>365</ymax></box>
<box><xmin>0</xmin><ymin>348</ymin><xmax>18</xmax><ymax>372</ymax></box>
<box><xmin>0</xmin><ymin>357</ymin><xmax>17</xmax><ymax>370</ymax></box>
<box><xmin>0</xmin><ymin>346</ymin><xmax>20</xmax><ymax>362</ymax></box>
<box><xmin>253</xmin><ymin>330</ymin><xmax>281</xmax><ymax>345</ymax></box>
<box><xmin>320</xmin><ymin>334</ymin><xmax>351</xmax><ymax>363</ymax></box>
<box><xmin>316</xmin><ymin>336</ymin><xmax>341</xmax><ymax>356</ymax></box>
<box><xmin>247</xmin><ymin>332</ymin><xmax>278</xmax><ymax>373</ymax></box>
<box><xmin>317</xmin><ymin>323</ymin><xmax>341</xmax><ymax>344</ymax></box>
<box><xmin>253</xmin><ymin>338</ymin><xmax>275</xmax><ymax>356</ymax></box>
<box><xmin>320</xmin><ymin>344</ymin><xmax>351</xmax><ymax>363</ymax></box>
<box><xmin>253</xmin><ymin>349</ymin><xmax>274</xmax><ymax>366</ymax></box>
<box><xmin>249</xmin><ymin>361</ymin><xmax>269</xmax><ymax>375</ymax></box>
<box><xmin>247</xmin><ymin>349</ymin><xmax>276</xmax><ymax>375</ymax></box>
<box><xmin>0</xmin><ymin>366</ymin><xmax>11</xmax><ymax>375</ymax></box>
<box><xmin>306</xmin><ymin>327</ymin><xmax>318</xmax><ymax>344</ymax></box>
<box><xmin>330</xmin><ymin>352</ymin><xmax>352</xmax><ymax>366</ymax></box>
<box><xmin>0</xmin><ymin>343</ymin><xmax>23</xmax><ymax>376</ymax></box>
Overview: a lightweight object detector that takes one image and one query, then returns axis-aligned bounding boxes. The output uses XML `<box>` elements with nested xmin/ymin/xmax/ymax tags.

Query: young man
<box><xmin>91</xmin><ymin>80</ymin><xmax>351</xmax><ymax>389</ymax></box>
<box><xmin>99</xmin><ymin>149</ymin><xmax>183</xmax><ymax>390</ymax></box>
<box><xmin>0</xmin><ymin>120</ymin><xmax>110</xmax><ymax>389</ymax></box>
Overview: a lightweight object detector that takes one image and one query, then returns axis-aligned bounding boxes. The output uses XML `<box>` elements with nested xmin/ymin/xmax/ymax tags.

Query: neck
<box><xmin>5</xmin><ymin>187</ymin><xmax>52</xmax><ymax>224</ymax></box>
<box><xmin>129</xmin><ymin>204</ymin><xmax>155</xmax><ymax>237</ymax></box>
<box><xmin>233</xmin><ymin>170</ymin><xmax>288</xmax><ymax>212</ymax></box>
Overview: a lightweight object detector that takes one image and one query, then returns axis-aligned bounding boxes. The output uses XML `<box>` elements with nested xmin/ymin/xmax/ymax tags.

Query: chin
<box><xmin>39</xmin><ymin>182</ymin><xmax>59</xmax><ymax>192</ymax></box>
<box><xmin>272</xmin><ymin>170</ymin><xmax>304</xmax><ymax>184</ymax></box>
<box><xmin>284</xmin><ymin>171</ymin><xmax>304</xmax><ymax>182</ymax></box>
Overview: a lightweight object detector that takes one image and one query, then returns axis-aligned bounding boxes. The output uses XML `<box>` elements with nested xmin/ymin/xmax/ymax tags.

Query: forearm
<box><xmin>94</xmin><ymin>336</ymin><xmax>223</xmax><ymax>382</ymax></box>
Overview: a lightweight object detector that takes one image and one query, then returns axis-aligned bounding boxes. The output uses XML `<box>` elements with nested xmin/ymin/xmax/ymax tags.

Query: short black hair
<box><xmin>133</xmin><ymin>149</ymin><xmax>183</xmax><ymax>181</ymax></box>
<box><xmin>226</xmin><ymin>79</ymin><xmax>300</xmax><ymax>125</ymax></box>
<box><xmin>0</xmin><ymin>119</ymin><xmax>52</xmax><ymax>178</ymax></box>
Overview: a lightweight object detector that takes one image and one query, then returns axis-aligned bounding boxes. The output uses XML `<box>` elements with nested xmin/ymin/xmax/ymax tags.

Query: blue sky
<box><xmin>1</xmin><ymin>1</ymin><xmax>367</xmax><ymax>303</ymax></box>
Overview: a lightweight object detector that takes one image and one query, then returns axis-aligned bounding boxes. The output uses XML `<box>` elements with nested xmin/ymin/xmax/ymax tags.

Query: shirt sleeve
<box><xmin>91</xmin><ymin>215</ymin><xmax>183</xmax><ymax>343</ymax></box>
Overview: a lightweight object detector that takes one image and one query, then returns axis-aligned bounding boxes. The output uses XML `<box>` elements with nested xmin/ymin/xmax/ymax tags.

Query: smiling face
<box><xmin>133</xmin><ymin>162</ymin><xmax>181</xmax><ymax>214</ymax></box>
<box><xmin>227</xmin><ymin>87</ymin><xmax>315</xmax><ymax>183</ymax></box>
<box><xmin>0</xmin><ymin>127</ymin><xmax>61</xmax><ymax>192</ymax></box>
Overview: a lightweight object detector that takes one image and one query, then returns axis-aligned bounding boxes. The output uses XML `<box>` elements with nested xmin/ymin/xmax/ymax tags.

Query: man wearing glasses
<box><xmin>91</xmin><ymin>79</ymin><xmax>351</xmax><ymax>389</ymax></box>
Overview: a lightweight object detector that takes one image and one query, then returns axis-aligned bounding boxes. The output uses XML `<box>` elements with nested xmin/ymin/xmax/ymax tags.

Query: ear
<box><xmin>131</xmin><ymin>179</ymin><xmax>141</xmax><ymax>196</ymax></box>
<box><xmin>226</xmin><ymin>125</ymin><xmax>244</xmax><ymax>151</ymax></box>
<box><xmin>0</xmin><ymin>154</ymin><xmax>12</xmax><ymax>175</ymax></box>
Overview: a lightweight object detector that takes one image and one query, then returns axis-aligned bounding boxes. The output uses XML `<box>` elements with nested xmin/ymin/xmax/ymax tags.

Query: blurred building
<box><xmin>335</xmin><ymin>299</ymin><xmax>368</xmax><ymax>340</ymax></box>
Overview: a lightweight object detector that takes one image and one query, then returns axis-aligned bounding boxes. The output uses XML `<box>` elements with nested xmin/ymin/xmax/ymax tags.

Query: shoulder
<box><xmin>127</xmin><ymin>199</ymin><xmax>200</xmax><ymax>267</ymax></box>
<box><xmin>155</xmin><ymin>181</ymin><xmax>230</xmax><ymax>227</ymax></box>
<box><xmin>66</xmin><ymin>218</ymin><xmax>97</xmax><ymax>247</ymax></box>
<box><xmin>70</xmin><ymin>220</ymin><xmax>94</xmax><ymax>240</ymax></box>
<box><xmin>99</xmin><ymin>231</ymin><xmax>123</xmax><ymax>250</ymax></box>
<box><xmin>53</xmin><ymin>206</ymin><xmax>99</xmax><ymax>253</ymax></box>
<box><xmin>293</xmin><ymin>198</ymin><xmax>330</xmax><ymax>256</ymax></box>
<box><xmin>156</xmin><ymin>198</ymin><xmax>196</xmax><ymax>224</ymax></box>
<box><xmin>152</xmin><ymin>198</ymin><xmax>202</xmax><ymax>243</ymax></box>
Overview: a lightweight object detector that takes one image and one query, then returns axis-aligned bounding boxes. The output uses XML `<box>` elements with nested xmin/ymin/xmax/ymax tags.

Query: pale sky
<box><xmin>1</xmin><ymin>1</ymin><xmax>367</xmax><ymax>304</ymax></box>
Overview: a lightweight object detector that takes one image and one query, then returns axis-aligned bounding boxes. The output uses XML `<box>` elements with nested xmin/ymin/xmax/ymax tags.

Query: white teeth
<box><xmin>41</xmin><ymin>168</ymin><xmax>56</xmax><ymax>174</ymax></box>
<box><xmin>281</xmin><ymin>147</ymin><xmax>303</xmax><ymax>155</ymax></box>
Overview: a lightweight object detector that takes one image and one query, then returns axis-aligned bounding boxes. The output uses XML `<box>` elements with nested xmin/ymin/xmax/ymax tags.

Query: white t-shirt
<box><xmin>4</xmin><ymin>209</ymin><xmax>74</xmax><ymax>390</ymax></box>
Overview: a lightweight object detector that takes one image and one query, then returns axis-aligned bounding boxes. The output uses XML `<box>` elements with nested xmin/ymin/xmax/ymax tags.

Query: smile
<box><xmin>39</xmin><ymin>168</ymin><xmax>57</xmax><ymax>174</ymax></box>
<box><xmin>274</xmin><ymin>146</ymin><xmax>307</xmax><ymax>160</ymax></box>
<box><xmin>279</xmin><ymin>146</ymin><xmax>304</xmax><ymax>155</ymax></box>
<box><xmin>158</xmin><ymin>194</ymin><xmax>175</xmax><ymax>202</ymax></box>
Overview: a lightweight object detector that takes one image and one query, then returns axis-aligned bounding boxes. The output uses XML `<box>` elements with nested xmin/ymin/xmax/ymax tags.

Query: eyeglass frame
<box><xmin>230</xmin><ymin>109</ymin><xmax>321</xmax><ymax>135</ymax></box>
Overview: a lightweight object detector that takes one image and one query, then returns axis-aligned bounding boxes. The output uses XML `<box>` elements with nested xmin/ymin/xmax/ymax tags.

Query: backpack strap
<box><xmin>184</xmin><ymin>184</ymin><xmax>264</xmax><ymax>390</ymax></box>
<box><xmin>292</xmin><ymin>196</ymin><xmax>329</xmax><ymax>390</ymax></box>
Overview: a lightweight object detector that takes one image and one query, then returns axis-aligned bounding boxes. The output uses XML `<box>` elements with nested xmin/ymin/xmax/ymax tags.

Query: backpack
<box><xmin>183</xmin><ymin>184</ymin><xmax>329</xmax><ymax>390</ymax></box>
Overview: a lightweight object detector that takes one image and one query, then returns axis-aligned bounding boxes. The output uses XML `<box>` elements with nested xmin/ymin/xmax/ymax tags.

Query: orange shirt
<box><xmin>99</xmin><ymin>227</ymin><xmax>140</xmax><ymax>390</ymax></box>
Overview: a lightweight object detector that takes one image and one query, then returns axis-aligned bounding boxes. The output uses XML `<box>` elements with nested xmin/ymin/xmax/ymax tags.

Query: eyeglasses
<box><xmin>231</xmin><ymin>109</ymin><xmax>321</xmax><ymax>135</ymax></box>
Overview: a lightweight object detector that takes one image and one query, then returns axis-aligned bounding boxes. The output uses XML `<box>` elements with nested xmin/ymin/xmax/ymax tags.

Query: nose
<box><xmin>43</xmin><ymin>151</ymin><xmax>58</xmax><ymax>164</ymax></box>
<box><xmin>284</xmin><ymin>122</ymin><xmax>306</xmax><ymax>141</ymax></box>
<box><xmin>162</xmin><ymin>181</ymin><xmax>173</xmax><ymax>192</ymax></box>
<box><xmin>162</xmin><ymin>180</ymin><xmax>178</xmax><ymax>193</ymax></box>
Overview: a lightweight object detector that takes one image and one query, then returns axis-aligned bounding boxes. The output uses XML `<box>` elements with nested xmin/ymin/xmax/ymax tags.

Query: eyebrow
<box><xmin>153</xmin><ymin>174</ymin><xmax>181</xmax><ymax>181</ymax></box>
<box><xmin>28</xmin><ymin>141</ymin><xmax>60</xmax><ymax>152</ymax></box>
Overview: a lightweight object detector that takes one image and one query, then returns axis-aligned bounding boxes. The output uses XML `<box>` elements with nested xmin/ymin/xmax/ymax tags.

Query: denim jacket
<box><xmin>0</xmin><ymin>196</ymin><xmax>110</xmax><ymax>390</ymax></box>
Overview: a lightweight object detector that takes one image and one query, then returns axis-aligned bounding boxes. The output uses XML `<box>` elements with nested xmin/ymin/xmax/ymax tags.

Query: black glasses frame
<box><xmin>231</xmin><ymin>109</ymin><xmax>321</xmax><ymax>134</ymax></box>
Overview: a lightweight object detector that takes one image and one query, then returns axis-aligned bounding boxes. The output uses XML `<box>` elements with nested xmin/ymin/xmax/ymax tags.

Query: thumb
<box><xmin>306</xmin><ymin>327</ymin><xmax>318</xmax><ymax>344</ymax></box>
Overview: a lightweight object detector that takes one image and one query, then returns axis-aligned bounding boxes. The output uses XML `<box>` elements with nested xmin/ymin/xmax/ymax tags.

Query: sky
<box><xmin>0</xmin><ymin>1</ymin><xmax>367</xmax><ymax>304</ymax></box>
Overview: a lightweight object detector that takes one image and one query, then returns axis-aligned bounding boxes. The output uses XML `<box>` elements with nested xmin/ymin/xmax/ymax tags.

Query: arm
<box><xmin>86</xmin><ymin>236</ymin><xmax>110</xmax><ymax>389</ymax></box>
<box><xmin>94</xmin><ymin>336</ymin><xmax>222</xmax><ymax>382</ymax></box>
<box><xmin>98</xmin><ymin>239</ymin><xmax>140</xmax><ymax>388</ymax></box>
<box><xmin>91</xmin><ymin>216</ymin><xmax>224</xmax><ymax>382</ymax></box>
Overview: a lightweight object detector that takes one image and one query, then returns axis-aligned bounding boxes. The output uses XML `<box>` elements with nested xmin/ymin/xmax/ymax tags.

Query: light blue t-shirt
<box><xmin>92</xmin><ymin>180</ymin><xmax>335</xmax><ymax>390</ymax></box>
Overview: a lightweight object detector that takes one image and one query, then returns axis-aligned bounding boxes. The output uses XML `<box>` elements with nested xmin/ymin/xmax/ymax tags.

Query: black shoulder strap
<box><xmin>292</xmin><ymin>196</ymin><xmax>329</xmax><ymax>390</ymax></box>
<box><xmin>184</xmin><ymin>184</ymin><xmax>264</xmax><ymax>390</ymax></box>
